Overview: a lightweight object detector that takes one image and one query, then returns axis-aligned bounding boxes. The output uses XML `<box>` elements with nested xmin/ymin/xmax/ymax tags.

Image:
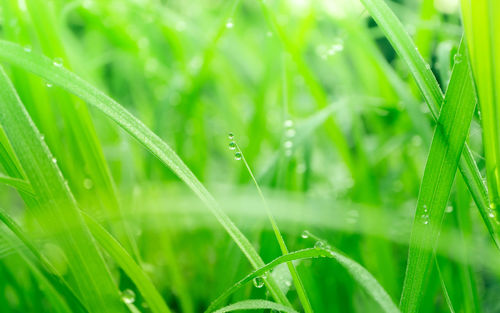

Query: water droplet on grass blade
<box><xmin>121</xmin><ymin>289</ymin><xmax>135</xmax><ymax>304</ymax></box>
<box><xmin>253</xmin><ymin>276</ymin><xmax>265</xmax><ymax>288</ymax></box>
<box><xmin>284</xmin><ymin>140</ymin><xmax>293</xmax><ymax>149</ymax></box>
<box><xmin>234</xmin><ymin>152</ymin><xmax>242</xmax><ymax>160</ymax></box>
<box><xmin>314</xmin><ymin>240</ymin><xmax>327</xmax><ymax>249</ymax></box>
<box><xmin>46</xmin><ymin>82</ymin><xmax>53</xmax><ymax>88</ymax></box>
<box><xmin>301</xmin><ymin>230</ymin><xmax>310</xmax><ymax>239</ymax></box>
<box><xmin>23</xmin><ymin>45</ymin><xmax>32</xmax><ymax>52</ymax></box>
<box><xmin>51</xmin><ymin>157</ymin><xmax>57</xmax><ymax>164</ymax></box>
<box><xmin>53</xmin><ymin>58</ymin><xmax>63</xmax><ymax>67</ymax></box>
<box><xmin>228</xmin><ymin>132</ymin><xmax>234</xmax><ymax>140</ymax></box>
<box><xmin>454</xmin><ymin>53</ymin><xmax>462</xmax><ymax>64</ymax></box>
<box><xmin>228</xmin><ymin>141</ymin><xmax>236</xmax><ymax>150</ymax></box>
<box><xmin>83</xmin><ymin>178</ymin><xmax>94</xmax><ymax>190</ymax></box>
<box><xmin>284</xmin><ymin>120</ymin><xmax>294</xmax><ymax>128</ymax></box>
<box><xmin>226</xmin><ymin>19</ymin><xmax>234</xmax><ymax>28</ymax></box>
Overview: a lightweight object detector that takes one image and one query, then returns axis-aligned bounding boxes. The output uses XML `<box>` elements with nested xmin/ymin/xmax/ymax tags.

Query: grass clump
<box><xmin>0</xmin><ymin>0</ymin><xmax>498</xmax><ymax>312</ymax></box>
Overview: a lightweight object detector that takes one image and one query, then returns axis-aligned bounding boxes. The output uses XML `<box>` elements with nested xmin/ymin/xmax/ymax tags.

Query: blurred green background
<box><xmin>0</xmin><ymin>0</ymin><xmax>498</xmax><ymax>312</ymax></box>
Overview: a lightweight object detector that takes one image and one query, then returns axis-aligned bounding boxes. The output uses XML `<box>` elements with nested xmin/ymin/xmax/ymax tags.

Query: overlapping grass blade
<box><xmin>0</xmin><ymin>66</ymin><xmax>126</xmax><ymax>311</ymax></box>
<box><xmin>82</xmin><ymin>211</ymin><xmax>171</xmax><ymax>313</ymax></box>
<box><xmin>400</xmin><ymin>42</ymin><xmax>477</xmax><ymax>312</ymax></box>
<box><xmin>460</xmin><ymin>0</ymin><xmax>500</xmax><ymax>214</ymax></box>
<box><xmin>206</xmin><ymin>247</ymin><xmax>399</xmax><ymax>313</ymax></box>
<box><xmin>213</xmin><ymin>300</ymin><xmax>298</xmax><ymax>313</ymax></box>
<box><xmin>0</xmin><ymin>40</ymin><xmax>290</xmax><ymax>307</ymax></box>
<box><xmin>0</xmin><ymin>174</ymin><xmax>34</xmax><ymax>195</ymax></box>
<box><xmin>358</xmin><ymin>0</ymin><xmax>499</xmax><ymax>248</ymax></box>
<box><xmin>0</xmin><ymin>208</ymin><xmax>87</xmax><ymax>312</ymax></box>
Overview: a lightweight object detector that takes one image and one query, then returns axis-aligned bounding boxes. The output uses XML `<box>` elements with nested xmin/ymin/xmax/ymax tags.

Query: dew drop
<box><xmin>46</xmin><ymin>82</ymin><xmax>53</xmax><ymax>88</ymax></box>
<box><xmin>23</xmin><ymin>45</ymin><xmax>32</xmax><ymax>52</ymax></box>
<box><xmin>40</xmin><ymin>134</ymin><xmax>45</xmax><ymax>140</ymax></box>
<box><xmin>226</xmin><ymin>19</ymin><xmax>234</xmax><ymax>29</ymax></box>
<box><xmin>285</xmin><ymin>128</ymin><xmax>296</xmax><ymax>138</ymax></box>
<box><xmin>425</xmin><ymin>64</ymin><xmax>431</xmax><ymax>70</ymax></box>
<box><xmin>488</xmin><ymin>211</ymin><xmax>495</xmax><ymax>218</ymax></box>
<box><xmin>121</xmin><ymin>289</ymin><xmax>135</xmax><ymax>304</ymax></box>
<box><xmin>253</xmin><ymin>276</ymin><xmax>265</xmax><ymax>288</ymax></box>
<box><xmin>284</xmin><ymin>140</ymin><xmax>293</xmax><ymax>149</ymax></box>
<box><xmin>284</xmin><ymin>119</ymin><xmax>294</xmax><ymax>128</ymax></box>
<box><xmin>228</xmin><ymin>141</ymin><xmax>236</xmax><ymax>150</ymax></box>
<box><xmin>228</xmin><ymin>132</ymin><xmax>234</xmax><ymax>140</ymax></box>
<box><xmin>445</xmin><ymin>206</ymin><xmax>453</xmax><ymax>213</ymax></box>
<box><xmin>53</xmin><ymin>57</ymin><xmax>63</xmax><ymax>67</ymax></box>
<box><xmin>51</xmin><ymin>157</ymin><xmax>57</xmax><ymax>164</ymax></box>
<box><xmin>453</xmin><ymin>53</ymin><xmax>462</xmax><ymax>64</ymax></box>
<box><xmin>301</xmin><ymin>230</ymin><xmax>310</xmax><ymax>239</ymax></box>
<box><xmin>234</xmin><ymin>152</ymin><xmax>242</xmax><ymax>161</ymax></box>
<box><xmin>83</xmin><ymin>178</ymin><xmax>94</xmax><ymax>190</ymax></box>
<box><xmin>314</xmin><ymin>240</ymin><xmax>327</xmax><ymax>249</ymax></box>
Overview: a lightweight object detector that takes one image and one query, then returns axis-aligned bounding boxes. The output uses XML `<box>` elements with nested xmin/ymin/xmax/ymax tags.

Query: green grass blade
<box><xmin>213</xmin><ymin>300</ymin><xmax>299</xmax><ymax>313</ymax></box>
<box><xmin>82</xmin><ymin>211</ymin><xmax>171</xmax><ymax>313</ymax></box>
<box><xmin>358</xmin><ymin>0</ymin><xmax>500</xmax><ymax>249</ymax></box>
<box><xmin>233</xmin><ymin>140</ymin><xmax>312</xmax><ymax>313</ymax></box>
<box><xmin>0</xmin><ymin>40</ymin><xmax>290</xmax><ymax>307</ymax></box>
<box><xmin>0</xmin><ymin>66</ymin><xmax>127</xmax><ymax>312</ymax></box>
<box><xmin>399</xmin><ymin>42</ymin><xmax>477</xmax><ymax>312</ymax></box>
<box><xmin>460</xmin><ymin>0</ymin><xmax>500</xmax><ymax>213</ymax></box>
<box><xmin>0</xmin><ymin>174</ymin><xmax>34</xmax><ymax>195</ymax></box>
<box><xmin>0</xmin><ymin>209</ymin><xmax>87</xmax><ymax>312</ymax></box>
<box><xmin>206</xmin><ymin>247</ymin><xmax>399</xmax><ymax>313</ymax></box>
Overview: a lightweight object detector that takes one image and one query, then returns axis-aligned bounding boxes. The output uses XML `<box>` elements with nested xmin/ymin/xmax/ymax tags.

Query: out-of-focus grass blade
<box><xmin>206</xmin><ymin>248</ymin><xmax>400</xmax><ymax>313</ymax></box>
<box><xmin>400</xmin><ymin>43</ymin><xmax>477</xmax><ymax>312</ymax></box>
<box><xmin>0</xmin><ymin>40</ymin><xmax>290</xmax><ymax>307</ymax></box>
<box><xmin>213</xmin><ymin>300</ymin><xmax>298</xmax><ymax>313</ymax></box>
<box><xmin>0</xmin><ymin>66</ymin><xmax>126</xmax><ymax>312</ymax></box>
<box><xmin>0</xmin><ymin>174</ymin><xmax>34</xmax><ymax>195</ymax></box>
<box><xmin>82</xmin><ymin>211</ymin><xmax>171</xmax><ymax>313</ymax></box>
<box><xmin>461</xmin><ymin>0</ymin><xmax>500</xmax><ymax>214</ymax></box>
<box><xmin>358</xmin><ymin>0</ymin><xmax>500</xmax><ymax>249</ymax></box>
<box><xmin>0</xmin><ymin>209</ymin><xmax>87</xmax><ymax>312</ymax></box>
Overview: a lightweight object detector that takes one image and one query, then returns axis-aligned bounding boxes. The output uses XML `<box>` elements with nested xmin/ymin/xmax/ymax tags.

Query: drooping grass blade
<box><xmin>0</xmin><ymin>40</ymin><xmax>290</xmax><ymax>307</ymax></box>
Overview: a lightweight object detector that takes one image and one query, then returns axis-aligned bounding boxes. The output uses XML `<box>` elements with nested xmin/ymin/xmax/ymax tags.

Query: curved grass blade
<box><xmin>213</xmin><ymin>300</ymin><xmax>298</xmax><ymax>313</ymax></box>
<box><xmin>0</xmin><ymin>66</ymin><xmax>127</xmax><ymax>311</ymax></box>
<box><xmin>0</xmin><ymin>40</ymin><xmax>290</xmax><ymax>307</ymax></box>
<box><xmin>0</xmin><ymin>174</ymin><xmax>34</xmax><ymax>195</ymax></box>
<box><xmin>82</xmin><ymin>211</ymin><xmax>171</xmax><ymax>313</ymax></box>
<box><xmin>400</xmin><ymin>42</ymin><xmax>477</xmax><ymax>312</ymax></box>
<box><xmin>358</xmin><ymin>0</ymin><xmax>500</xmax><ymax>249</ymax></box>
<box><xmin>232</xmin><ymin>139</ymin><xmax>312</xmax><ymax>313</ymax></box>
<box><xmin>206</xmin><ymin>248</ymin><xmax>400</xmax><ymax>313</ymax></box>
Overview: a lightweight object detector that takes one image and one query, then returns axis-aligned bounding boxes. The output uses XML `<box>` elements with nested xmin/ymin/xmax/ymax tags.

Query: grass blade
<box><xmin>82</xmin><ymin>211</ymin><xmax>171</xmax><ymax>313</ymax></box>
<box><xmin>0</xmin><ymin>174</ymin><xmax>34</xmax><ymax>195</ymax></box>
<box><xmin>460</xmin><ymin>0</ymin><xmax>500</xmax><ymax>214</ymax></box>
<box><xmin>213</xmin><ymin>300</ymin><xmax>299</xmax><ymax>313</ymax></box>
<box><xmin>0</xmin><ymin>40</ymin><xmax>290</xmax><ymax>307</ymax></box>
<box><xmin>0</xmin><ymin>66</ymin><xmax>127</xmax><ymax>311</ymax></box>
<box><xmin>206</xmin><ymin>247</ymin><xmax>400</xmax><ymax>313</ymax></box>
<box><xmin>358</xmin><ymin>0</ymin><xmax>500</xmax><ymax>249</ymax></box>
<box><xmin>400</xmin><ymin>42</ymin><xmax>477</xmax><ymax>312</ymax></box>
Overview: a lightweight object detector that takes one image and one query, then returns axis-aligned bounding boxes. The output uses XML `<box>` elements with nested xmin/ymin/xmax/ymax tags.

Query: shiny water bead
<box><xmin>228</xmin><ymin>141</ymin><xmax>236</xmax><ymax>150</ymax></box>
<box><xmin>301</xmin><ymin>230</ymin><xmax>310</xmax><ymax>239</ymax></box>
<box><xmin>121</xmin><ymin>289</ymin><xmax>135</xmax><ymax>304</ymax></box>
<box><xmin>53</xmin><ymin>57</ymin><xmax>63</xmax><ymax>67</ymax></box>
<box><xmin>234</xmin><ymin>152</ymin><xmax>242</xmax><ymax>160</ymax></box>
<box><xmin>253</xmin><ymin>276</ymin><xmax>265</xmax><ymax>288</ymax></box>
